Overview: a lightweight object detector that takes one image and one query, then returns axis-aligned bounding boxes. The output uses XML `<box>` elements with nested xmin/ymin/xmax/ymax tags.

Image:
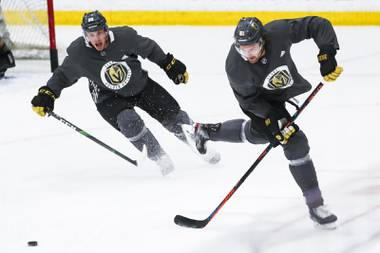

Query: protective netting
<box><xmin>1</xmin><ymin>0</ymin><xmax>50</xmax><ymax>58</ymax></box>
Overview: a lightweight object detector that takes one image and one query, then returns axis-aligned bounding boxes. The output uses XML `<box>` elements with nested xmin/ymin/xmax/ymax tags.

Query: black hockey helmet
<box><xmin>81</xmin><ymin>10</ymin><xmax>108</xmax><ymax>32</ymax></box>
<box><xmin>234</xmin><ymin>17</ymin><xmax>264</xmax><ymax>46</ymax></box>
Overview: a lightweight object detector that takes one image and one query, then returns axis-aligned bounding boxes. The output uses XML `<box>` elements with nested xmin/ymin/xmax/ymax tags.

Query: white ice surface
<box><xmin>0</xmin><ymin>26</ymin><xmax>380</xmax><ymax>253</ymax></box>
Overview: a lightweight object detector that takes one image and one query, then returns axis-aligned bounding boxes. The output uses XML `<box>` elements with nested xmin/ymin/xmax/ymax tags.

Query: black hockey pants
<box><xmin>95</xmin><ymin>78</ymin><xmax>191</xmax><ymax>159</ymax></box>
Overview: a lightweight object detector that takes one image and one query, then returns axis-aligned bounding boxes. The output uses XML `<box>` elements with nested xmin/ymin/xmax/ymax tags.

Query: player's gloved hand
<box><xmin>31</xmin><ymin>86</ymin><xmax>57</xmax><ymax>117</ymax></box>
<box><xmin>159</xmin><ymin>53</ymin><xmax>189</xmax><ymax>84</ymax></box>
<box><xmin>318</xmin><ymin>46</ymin><xmax>343</xmax><ymax>82</ymax></box>
<box><xmin>263</xmin><ymin>109</ymin><xmax>298</xmax><ymax>147</ymax></box>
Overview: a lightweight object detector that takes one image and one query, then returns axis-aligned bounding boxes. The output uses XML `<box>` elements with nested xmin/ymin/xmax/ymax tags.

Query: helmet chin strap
<box><xmin>83</xmin><ymin>32</ymin><xmax>91</xmax><ymax>48</ymax></box>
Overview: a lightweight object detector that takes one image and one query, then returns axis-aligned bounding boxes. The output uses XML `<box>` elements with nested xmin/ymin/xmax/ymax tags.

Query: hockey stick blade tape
<box><xmin>174</xmin><ymin>215</ymin><xmax>208</xmax><ymax>229</ymax></box>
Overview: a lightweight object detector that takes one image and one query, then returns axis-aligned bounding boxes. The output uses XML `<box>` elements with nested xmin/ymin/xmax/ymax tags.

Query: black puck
<box><xmin>27</xmin><ymin>241</ymin><xmax>38</xmax><ymax>247</ymax></box>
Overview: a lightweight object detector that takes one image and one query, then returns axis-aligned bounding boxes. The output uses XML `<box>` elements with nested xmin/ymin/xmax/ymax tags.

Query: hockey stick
<box><xmin>48</xmin><ymin>111</ymin><xmax>138</xmax><ymax>166</ymax></box>
<box><xmin>174</xmin><ymin>82</ymin><xmax>324</xmax><ymax>229</ymax></box>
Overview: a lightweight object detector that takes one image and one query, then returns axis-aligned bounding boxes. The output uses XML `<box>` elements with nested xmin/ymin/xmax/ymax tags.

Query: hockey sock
<box><xmin>208</xmin><ymin>119</ymin><xmax>245</xmax><ymax>143</ymax></box>
<box><xmin>289</xmin><ymin>158</ymin><xmax>324</xmax><ymax>208</ymax></box>
<box><xmin>117</xmin><ymin>109</ymin><xmax>164</xmax><ymax>160</ymax></box>
<box><xmin>129</xmin><ymin>127</ymin><xmax>164</xmax><ymax>160</ymax></box>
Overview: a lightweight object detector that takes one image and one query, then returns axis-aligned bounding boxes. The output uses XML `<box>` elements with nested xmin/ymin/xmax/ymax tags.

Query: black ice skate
<box><xmin>181</xmin><ymin>123</ymin><xmax>221</xmax><ymax>164</ymax></box>
<box><xmin>309</xmin><ymin>204</ymin><xmax>337</xmax><ymax>230</ymax></box>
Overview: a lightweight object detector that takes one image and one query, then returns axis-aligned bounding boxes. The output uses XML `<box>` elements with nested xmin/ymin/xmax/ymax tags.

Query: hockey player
<box><xmin>192</xmin><ymin>17</ymin><xmax>343</xmax><ymax>228</ymax></box>
<box><xmin>31</xmin><ymin>10</ymin><xmax>219</xmax><ymax>175</ymax></box>
<box><xmin>0</xmin><ymin>5</ymin><xmax>15</xmax><ymax>78</ymax></box>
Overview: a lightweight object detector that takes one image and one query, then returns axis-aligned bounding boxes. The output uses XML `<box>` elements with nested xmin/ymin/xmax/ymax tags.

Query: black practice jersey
<box><xmin>46</xmin><ymin>26</ymin><xmax>167</xmax><ymax>103</ymax></box>
<box><xmin>225</xmin><ymin>16</ymin><xmax>339</xmax><ymax>118</ymax></box>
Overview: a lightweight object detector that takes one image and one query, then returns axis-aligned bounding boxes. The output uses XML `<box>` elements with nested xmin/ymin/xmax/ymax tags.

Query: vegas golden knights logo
<box><xmin>263</xmin><ymin>65</ymin><xmax>294</xmax><ymax>90</ymax></box>
<box><xmin>269</xmin><ymin>70</ymin><xmax>291</xmax><ymax>89</ymax></box>
<box><xmin>101</xmin><ymin>61</ymin><xmax>132</xmax><ymax>90</ymax></box>
<box><xmin>106</xmin><ymin>64</ymin><xmax>126</xmax><ymax>84</ymax></box>
<box><xmin>251</xmin><ymin>22</ymin><xmax>259</xmax><ymax>30</ymax></box>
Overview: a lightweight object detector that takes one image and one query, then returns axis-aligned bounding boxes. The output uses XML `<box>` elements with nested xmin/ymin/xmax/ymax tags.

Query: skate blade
<box><xmin>160</xmin><ymin>165</ymin><xmax>175</xmax><ymax>176</ymax></box>
<box><xmin>200</xmin><ymin>148</ymin><xmax>221</xmax><ymax>164</ymax></box>
<box><xmin>137</xmin><ymin>146</ymin><xmax>175</xmax><ymax>176</ymax></box>
<box><xmin>313</xmin><ymin>221</ymin><xmax>337</xmax><ymax>230</ymax></box>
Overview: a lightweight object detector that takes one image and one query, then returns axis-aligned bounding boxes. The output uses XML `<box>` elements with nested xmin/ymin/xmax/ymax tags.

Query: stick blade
<box><xmin>174</xmin><ymin>215</ymin><xmax>208</xmax><ymax>229</ymax></box>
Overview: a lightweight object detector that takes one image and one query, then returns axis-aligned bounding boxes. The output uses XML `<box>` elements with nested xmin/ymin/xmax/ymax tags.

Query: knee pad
<box><xmin>116</xmin><ymin>109</ymin><xmax>146</xmax><ymax>140</ymax></box>
<box><xmin>283</xmin><ymin>130</ymin><xmax>310</xmax><ymax>161</ymax></box>
<box><xmin>243</xmin><ymin>120</ymin><xmax>268</xmax><ymax>144</ymax></box>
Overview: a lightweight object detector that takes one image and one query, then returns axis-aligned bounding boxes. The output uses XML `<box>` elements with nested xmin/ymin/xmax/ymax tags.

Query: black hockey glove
<box><xmin>262</xmin><ymin>108</ymin><xmax>298</xmax><ymax>147</ymax></box>
<box><xmin>159</xmin><ymin>53</ymin><xmax>189</xmax><ymax>84</ymax></box>
<box><xmin>318</xmin><ymin>46</ymin><xmax>343</xmax><ymax>82</ymax></box>
<box><xmin>31</xmin><ymin>86</ymin><xmax>57</xmax><ymax>117</ymax></box>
